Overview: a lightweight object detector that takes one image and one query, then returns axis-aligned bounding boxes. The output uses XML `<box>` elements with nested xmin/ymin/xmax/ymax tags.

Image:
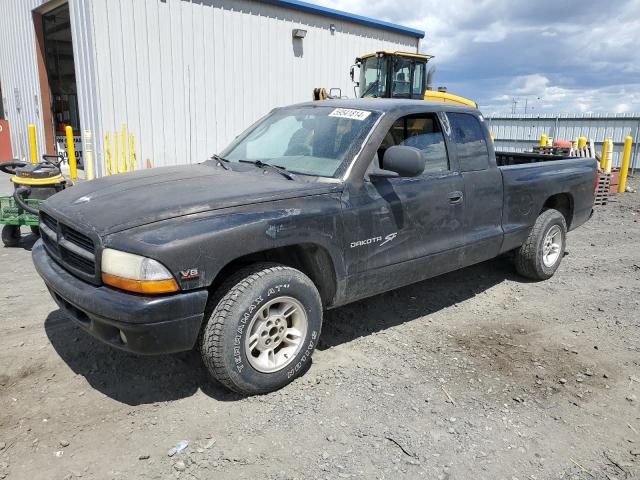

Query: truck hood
<box><xmin>43</xmin><ymin>164</ymin><xmax>339</xmax><ymax>236</ymax></box>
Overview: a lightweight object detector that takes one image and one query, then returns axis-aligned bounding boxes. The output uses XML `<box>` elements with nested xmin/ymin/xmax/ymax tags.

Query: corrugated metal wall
<box><xmin>487</xmin><ymin>113</ymin><xmax>640</xmax><ymax>169</ymax></box>
<box><xmin>85</xmin><ymin>0</ymin><xmax>417</xmax><ymax>175</ymax></box>
<box><xmin>0</xmin><ymin>0</ymin><xmax>417</xmax><ymax>176</ymax></box>
<box><xmin>0</xmin><ymin>0</ymin><xmax>47</xmax><ymax>161</ymax></box>
<box><xmin>68</xmin><ymin>0</ymin><xmax>102</xmax><ymax>172</ymax></box>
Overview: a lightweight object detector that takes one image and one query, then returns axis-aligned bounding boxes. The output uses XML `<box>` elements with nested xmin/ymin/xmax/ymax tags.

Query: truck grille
<box><xmin>40</xmin><ymin>211</ymin><xmax>99</xmax><ymax>284</ymax></box>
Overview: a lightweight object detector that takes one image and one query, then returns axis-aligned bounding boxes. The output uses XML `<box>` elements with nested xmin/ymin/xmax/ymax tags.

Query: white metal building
<box><xmin>487</xmin><ymin>113</ymin><xmax>640</xmax><ymax>169</ymax></box>
<box><xmin>0</xmin><ymin>0</ymin><xmax>424</xmax><ymax>176</ymax></box>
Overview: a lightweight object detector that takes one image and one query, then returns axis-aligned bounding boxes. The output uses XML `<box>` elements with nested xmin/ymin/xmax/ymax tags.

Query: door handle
<box><xmin>448</xmin><ymin>191</ymin><xmax>464</xmax><ymax>205</ymax></box>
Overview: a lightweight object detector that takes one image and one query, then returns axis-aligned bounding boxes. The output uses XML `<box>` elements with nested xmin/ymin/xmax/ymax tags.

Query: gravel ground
<box><xmin>0</xmin><ymin>178</ymin><xmax>639</xmax><ymax>480</ymax></box>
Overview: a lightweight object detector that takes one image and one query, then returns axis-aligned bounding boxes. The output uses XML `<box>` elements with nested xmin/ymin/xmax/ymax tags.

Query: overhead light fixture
<box><xmin>292</xmin><ymin>28</ymin><xmax>307</xmax><ymax>38</ymax></box>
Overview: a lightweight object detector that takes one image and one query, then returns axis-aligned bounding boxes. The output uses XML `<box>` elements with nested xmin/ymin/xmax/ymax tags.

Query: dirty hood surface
<box><xmin>43</xmin><ymin>164</ymin><xmax>338</xmax><ymax>236</ymax></box>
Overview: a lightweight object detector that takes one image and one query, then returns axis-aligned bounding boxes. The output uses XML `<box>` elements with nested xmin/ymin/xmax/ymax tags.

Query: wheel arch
<box><xmin>209</xmin><ymin>243</ymin><xmax>338</xmax><ymax>308</ymax></box>
<box><xmin>542</xmin><ymin>192</ymin><xmax>574</xmax><ymax>229</ymax></box>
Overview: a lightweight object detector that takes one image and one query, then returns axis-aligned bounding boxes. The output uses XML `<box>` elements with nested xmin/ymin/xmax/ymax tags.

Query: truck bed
<box><xmin>496</xmin><ymin>155</ymin><xmax>597</xmax><ymax>254</ymax></box>
<box><xmin>495</xmin><ymin>151</ymin><xmax>573</xmax><ymax>166</ymax></box>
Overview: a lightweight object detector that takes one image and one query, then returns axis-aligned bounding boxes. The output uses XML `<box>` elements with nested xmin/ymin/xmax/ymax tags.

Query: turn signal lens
<box><xmin>101</xmin><ymin>248</ymin><xmax>179</xmax><ymax>294</ymax></box>
<box><xmin>101</xmin><ymin>273</ymin><xmax>179</xmax><ymax>294</ymax></box>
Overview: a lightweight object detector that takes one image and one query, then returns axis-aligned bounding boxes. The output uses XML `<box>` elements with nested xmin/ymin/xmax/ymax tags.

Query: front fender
<box><xmin>103</xmin><ymin>194</ymin><xmax>346</xmax><ymax>291</ymax></box>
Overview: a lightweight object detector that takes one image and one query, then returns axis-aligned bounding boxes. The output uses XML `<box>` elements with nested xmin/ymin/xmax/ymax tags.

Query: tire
<box><xmin>2</xmin><ymin>225</ymin><xmax>20</xmax><ymax>247</ymax></box>
<box><xmin>200</xmin><ymin>263</ymin><xmax>322</xmax><ymax>395</ymax></box>
<box><xmin>30</xmin><ymin>225</ymin><xmax>40</xmax><ymax>237</ymax></box>
<box><xmin>514</xmin><ymin>209</ymin><xmax>567</xmax><ymax>280</ymax></box>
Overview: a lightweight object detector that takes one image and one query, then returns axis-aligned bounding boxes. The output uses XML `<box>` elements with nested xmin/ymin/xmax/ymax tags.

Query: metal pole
<box><xmin>65</xmin><ymin>125</ymin><xmax>77</xmax><ymax>181</ymax></box>
<box><xmin>619</xmin><ymin>136</ymin><xmax>632</xmax><ymax>192</ymax></box>
<box><xmin>105</xmin><ymin>132</ymin><xmax>112</xmax><ymax>176</ymax></box>
<box><xmin>601</xmin><ymin>138</ymin><xmax>610</xmax><ymax>172</ymax></box>
<box><xmin>120</xmin><ymin>124</ymin><xmax>127</xmax><ymax>173</ymax></box>
<box><xmin>28</xmin><ymin>124</ymin><xmax>38</xmax><ymax>164</ymax></box>
<box><xmin>129</xmin><ymin>133</ymin><xmax>135</xmax><ymax>172</ymax></box>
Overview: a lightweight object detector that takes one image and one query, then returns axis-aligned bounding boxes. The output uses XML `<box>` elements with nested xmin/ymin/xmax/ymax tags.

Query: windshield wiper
<box><xmin>238</xmin><ymin>160</ymin><xmax>296</xmax><ymax>181</ymax></box>
<box><xmin>211</xmin><ymin>154</ymin><xmax>230</xmax><ymax>170</ymax></box>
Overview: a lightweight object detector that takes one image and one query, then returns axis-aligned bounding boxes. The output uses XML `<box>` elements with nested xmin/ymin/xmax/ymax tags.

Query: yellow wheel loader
<box><xmin>314</xmin><ymin>51</ymin><xmax>477</xmax><ymax>108</ymax></box>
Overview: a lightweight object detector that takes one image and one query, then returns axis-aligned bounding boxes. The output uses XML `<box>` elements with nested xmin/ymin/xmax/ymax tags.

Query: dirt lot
<box><xmin>0</xmin><ymin>179</ymin><xmax>639</xmax><ymax>480</ymax></box>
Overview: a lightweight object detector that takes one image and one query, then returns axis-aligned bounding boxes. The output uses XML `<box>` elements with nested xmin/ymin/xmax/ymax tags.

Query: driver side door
<box><xmin>341</xmin><ymin>113</ymin><xmax>465</xmax><ymax>302</ymax></box>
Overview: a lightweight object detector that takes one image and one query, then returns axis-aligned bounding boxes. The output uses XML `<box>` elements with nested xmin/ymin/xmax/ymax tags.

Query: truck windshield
<box><xmin>359</xmin><ymin>56</ymin><xmax>387</xmax><ymax>98</ymax></box>
<box><xmin>220</xmin><ymin>106</ymin><xmax>380</xmax><ymax>178</ymax></box>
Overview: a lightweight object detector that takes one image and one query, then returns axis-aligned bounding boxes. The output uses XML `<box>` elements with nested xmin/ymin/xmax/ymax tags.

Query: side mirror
<box><xmin>350</xmin><ymin>65</ymin><xmax>359</xmax><ymax>85</ymax></box>
<box><xmin>370</xmin><ymin>146</ymin><xmax>425</xmax><ymax>178</ymax></box>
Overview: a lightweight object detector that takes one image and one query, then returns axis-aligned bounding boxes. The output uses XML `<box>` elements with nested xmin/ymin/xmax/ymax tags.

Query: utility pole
<box><xmin>524</xmin><ymin>98</ymin><xmax>528</xmax><ymax>114</ymax></box>
<box><xmin>511</xmin><ymin>98</ymin><xmax>518</xmax><ymax>114</ymax></box>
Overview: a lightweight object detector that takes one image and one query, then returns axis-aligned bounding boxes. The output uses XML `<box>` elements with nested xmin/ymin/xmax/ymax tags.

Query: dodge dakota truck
<box><xmin>32</xmin><ymin>99</ymin><xmax>597</xmax><ymax>395</ymax></box>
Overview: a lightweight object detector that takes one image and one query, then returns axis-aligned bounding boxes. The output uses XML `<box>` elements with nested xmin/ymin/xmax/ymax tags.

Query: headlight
<box><xmin>101</xmin><ymin>248</ymin><xmax>179</xmax><ymax>294</ymax></box>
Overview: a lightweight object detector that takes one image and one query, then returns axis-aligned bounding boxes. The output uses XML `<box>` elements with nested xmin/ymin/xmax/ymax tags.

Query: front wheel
<box><xmin>2</xmin><ymin>225</ymin><xmax>20</xmax><ymax>247</ymax></box>
<box><xmin>200</xmin><ymin>263</ymin><xmax>322</xmax><ymax>395</ymax></box>
<box><xmin>514</xmin><ymin>209</ymin><xmax>567</xmax><ymax>280</ymax></box>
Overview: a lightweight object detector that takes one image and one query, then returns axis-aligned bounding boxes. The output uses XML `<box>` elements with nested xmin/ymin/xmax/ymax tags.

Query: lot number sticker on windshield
<box><xmin>329</xmin><ymin>108</ymin><xmax>371</xmax><ymax>121</ymax></box>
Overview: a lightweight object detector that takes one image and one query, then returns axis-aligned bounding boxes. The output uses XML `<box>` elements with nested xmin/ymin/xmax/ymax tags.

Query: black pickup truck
<box><xmin>32</xmin><ymin>99</ymin><xmax>597</xmax><ymax>394</ymax></box>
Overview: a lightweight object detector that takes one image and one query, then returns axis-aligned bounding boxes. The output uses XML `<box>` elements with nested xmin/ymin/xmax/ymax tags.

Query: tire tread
<box><xmin>200</xmin><ymin>263</ymin><xmax>307</xmax><ymax>395</ymax></box>
<box><xmin>514</xmin><ymin>209</ymin><xmax>566</xmax><ymax>280</ymax></box>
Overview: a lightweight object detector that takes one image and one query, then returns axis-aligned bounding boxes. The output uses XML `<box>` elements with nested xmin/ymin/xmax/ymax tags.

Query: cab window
<box><xmin>447</xmin><ymin>112</ymin><xmax>490</xmax><ymax>171</ymax></box>
<box><xmin>391</xmin><ymin>58</ymin><xmax>411</xmax><ymax>98</ymax></box>
<box><xmin>412</xmin><ymin>62</ymin><xmax>425</xmax><ymax>97</ymax></box>
<box><xmin>376</xmin><ymin>114</ymin><xmax>449</xmax><ymax>174</ymax></box>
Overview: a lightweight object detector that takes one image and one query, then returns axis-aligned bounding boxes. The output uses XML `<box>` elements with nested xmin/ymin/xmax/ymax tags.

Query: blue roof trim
<box><xmin>255</xmin><ymin>0</ymin><xmax>425</xmax><ymax>39</ymax></box>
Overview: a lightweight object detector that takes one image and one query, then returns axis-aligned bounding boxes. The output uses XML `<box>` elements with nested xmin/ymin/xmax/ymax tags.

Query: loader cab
<box><xmin>353</xmin><ymin>52</ymin><xmax>433</xmax><ymax>100</ymax></box>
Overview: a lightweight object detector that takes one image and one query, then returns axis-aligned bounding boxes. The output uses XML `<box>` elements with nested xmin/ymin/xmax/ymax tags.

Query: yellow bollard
<box><xmin>120</xmin><ymin>124</ymin><xmax>127</xmax><ymax>173</ymax></box>
<box><xmin>129</xmin><ymin>134</ymin><xmax>135</xmax><ymax>171</ymax></box>
<box><xmin>600</xmin><ymin>139</ymin><xmax>609</xmax><ymax>172</ymax></box>
<box><xmin>619</xmin><ymin>136</ymin><xmax>632</xmax><ymax>192</ymax></box>
<box><xmin>540</xmin><ymin>134</ymin><xmax>547</xmax><ymax>147</ymax></box>
<box><xmin>105</xmin><ymin>133</ymin><xmax>111</xmax><ymax>175</ymax></box>
<box><xmin>114</xmin><ymin>132</ymin><xmax>119</xmax><ymax>175</ymax></box>
<box><xmin>578</xmin><ymin>136</ymin><xmax>587</xmax><ymax>149</ymax></box>
<box><xmin>606</xmin><ymin>138</ymin><xmax>613</xmax><ymax>174</ymax></box>
<box><xmin>65</xmin><ymin>125</ymin><xmax>77</xmax><ymax>181</ymax></box>
<box><xmin>28</xmin><ymin>124</ymin><xmax>38</xmax><ymax>164</ymax></box>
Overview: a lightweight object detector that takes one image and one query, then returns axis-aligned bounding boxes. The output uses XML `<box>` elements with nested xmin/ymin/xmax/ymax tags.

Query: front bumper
<box><xmin>32</xmin><ymin>240</ymin><xmax>208</xmax><ymax>355</ymax></box>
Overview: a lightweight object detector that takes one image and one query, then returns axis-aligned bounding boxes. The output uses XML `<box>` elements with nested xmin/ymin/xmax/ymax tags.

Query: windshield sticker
<box><xmin>329</xmin><ymin>108</ymin><xmax>372</xmax><ymax>121</ymax></box>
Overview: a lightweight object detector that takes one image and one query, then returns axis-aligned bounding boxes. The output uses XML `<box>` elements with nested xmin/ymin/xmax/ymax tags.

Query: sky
<box><xmin>314</xmin><ymin>0</ymin><xmax>640</xmax><ymax>115</ymax></box>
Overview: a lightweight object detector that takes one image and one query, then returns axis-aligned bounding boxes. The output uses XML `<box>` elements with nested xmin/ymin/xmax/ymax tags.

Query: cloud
<box><xmin>314</xmin><ymin>0</ymin><xmax>640</xmax><ymax>113</ymax></box>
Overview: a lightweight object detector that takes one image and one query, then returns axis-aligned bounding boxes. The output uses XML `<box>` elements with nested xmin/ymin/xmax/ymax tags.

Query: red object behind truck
<box><xmin>0</xmin><ymin>120</ymin><xmax>14</xmax><ymax>161</ymax></box>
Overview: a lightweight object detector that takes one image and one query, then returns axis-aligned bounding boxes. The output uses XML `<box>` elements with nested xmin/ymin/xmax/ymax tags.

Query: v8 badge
<box><xmin>180</xmin><ymin>268</ymin><xmax>200</xmax><ymax>280</ymax></box>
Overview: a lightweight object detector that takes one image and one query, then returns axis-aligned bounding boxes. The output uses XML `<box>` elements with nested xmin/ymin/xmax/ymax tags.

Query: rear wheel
<box><xmin>514</xmin><ymin>209</ymin><xmax>567</xmax><ymax>280</ymax></box>
<box><xmin>200</xmin><ymin>263</ymin><xmax>322</xmax><ymax>395</ymax></box>
<box><xmin>2</xmin><ymin>225</ymin><xmax>20</xmax><ymax>247</ymax></box>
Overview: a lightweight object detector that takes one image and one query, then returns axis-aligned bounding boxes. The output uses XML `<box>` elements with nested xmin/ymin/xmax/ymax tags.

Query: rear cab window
<box><xmin>447</xmin><ymin>112</ymin><xmax>490</xmax><ymax>171</ymax></box>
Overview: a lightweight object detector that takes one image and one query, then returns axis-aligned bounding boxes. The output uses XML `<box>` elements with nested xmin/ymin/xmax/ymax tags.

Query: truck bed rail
<box><xmin>495</xmin><ymin>151</ymin><xmax>571</xmax><ymax>167</ymax></box>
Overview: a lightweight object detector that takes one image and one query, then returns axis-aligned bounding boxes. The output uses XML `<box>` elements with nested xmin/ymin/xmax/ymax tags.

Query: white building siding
<box><xmin>0</xmin><ymin>0</ymin><xmax>47</xmax><ymax>161</ymax></box>
<box><xmin>85</xmin><ymin>0</ymin><xmax>418</xmax><ymax>174</ymax></box>
<box><xmin>487</xmin><ymin>113</ymin><xmax>640</xmax><ymax>168</ymax></box>
<box><xmin>0</xmin><ymin>0</ymin><xmax>420</xmax><ymax>175</ymax></box>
